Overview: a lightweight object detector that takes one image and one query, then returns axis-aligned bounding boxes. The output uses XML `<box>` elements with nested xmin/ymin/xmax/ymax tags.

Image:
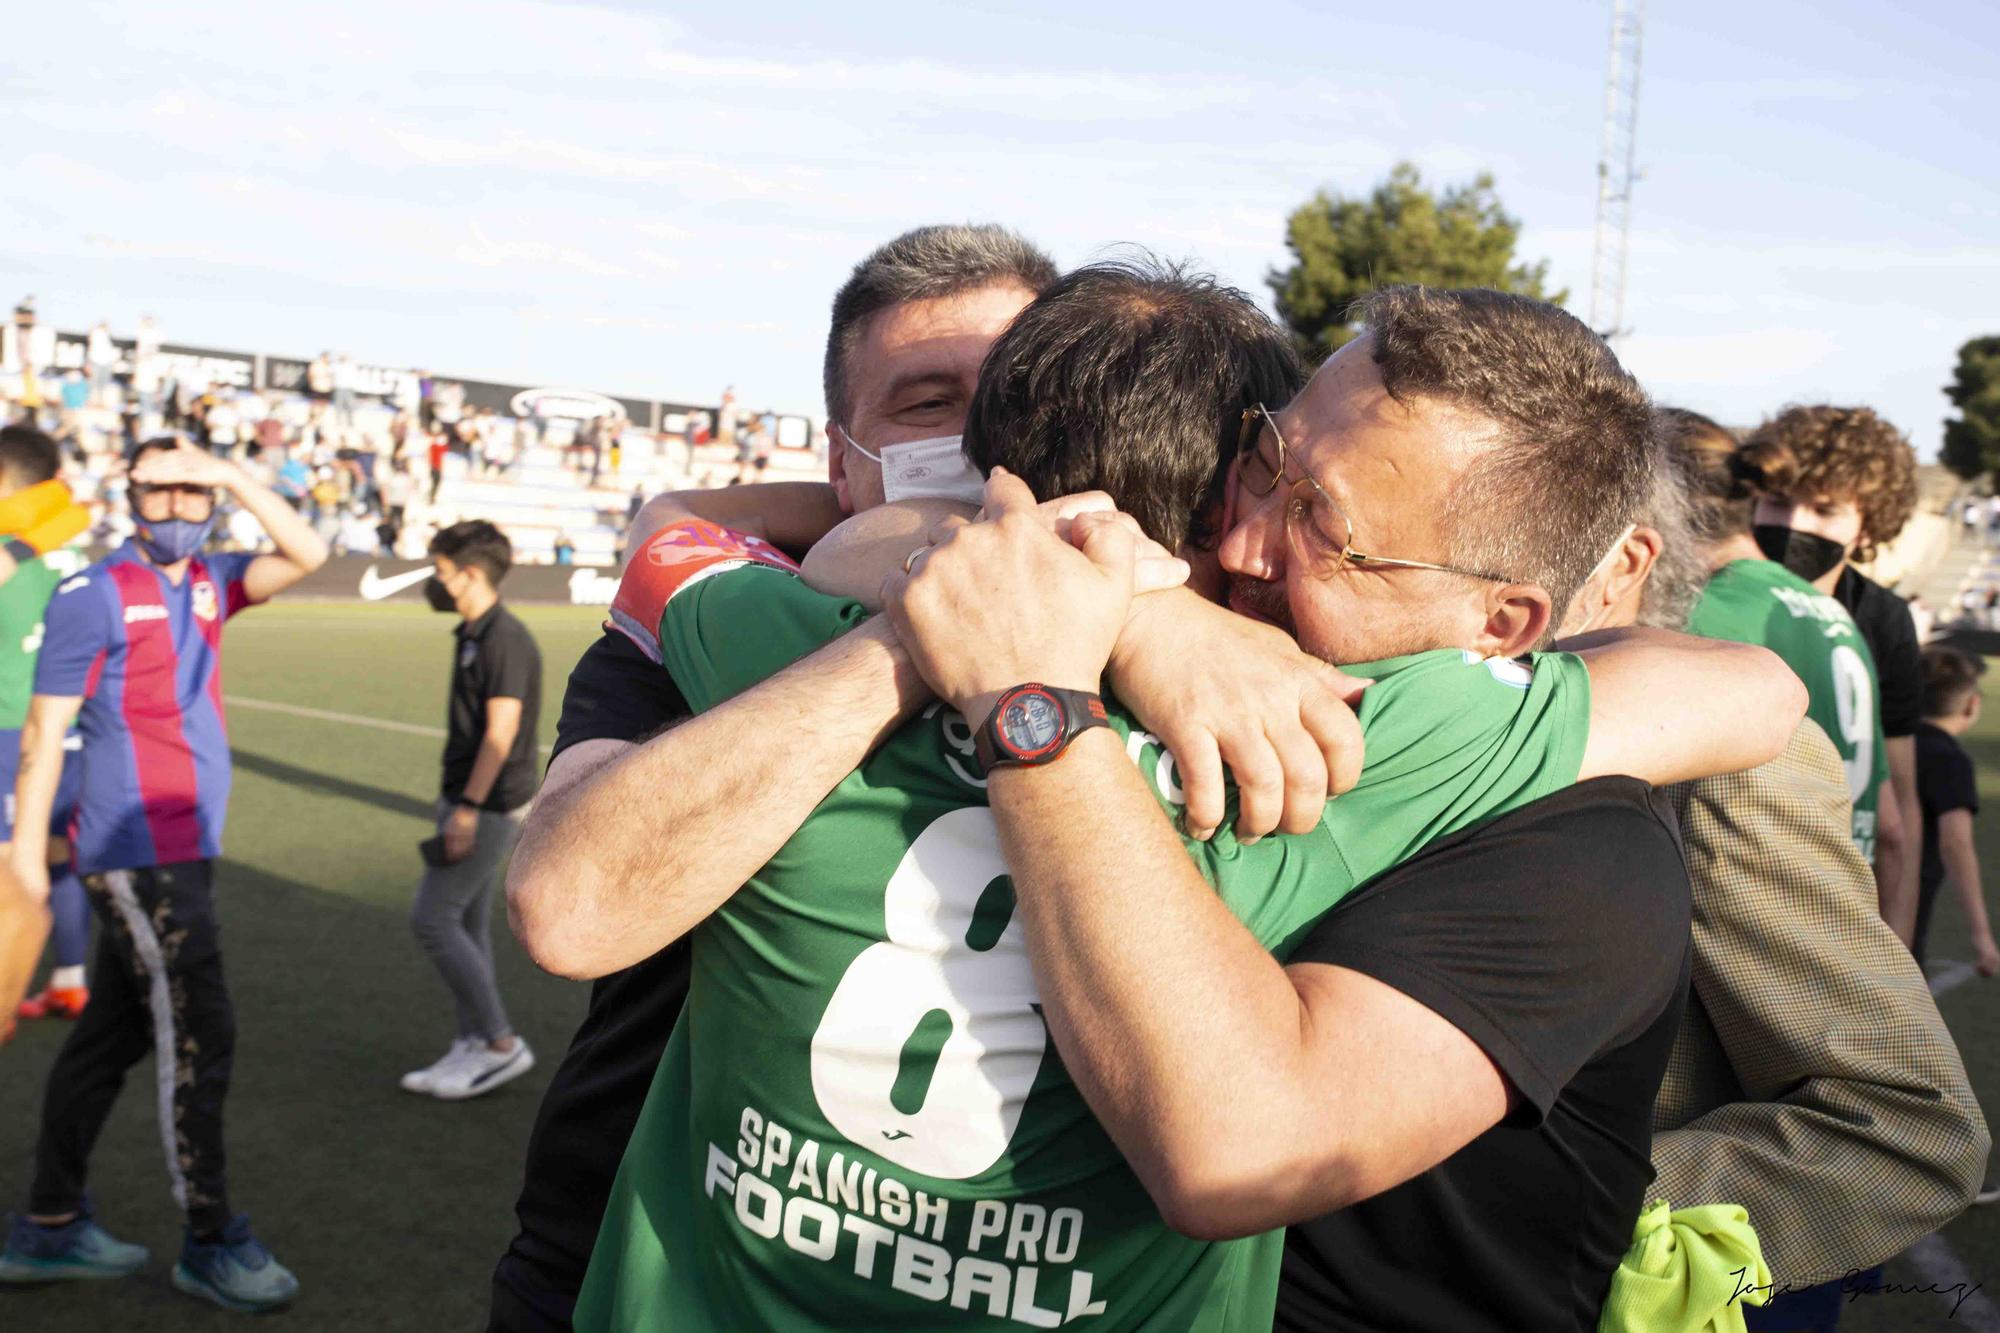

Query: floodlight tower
<box><xmin>1589</xmin><ymin>0</ymin><xmax>1646</xmax><ymax>342</ymax></box>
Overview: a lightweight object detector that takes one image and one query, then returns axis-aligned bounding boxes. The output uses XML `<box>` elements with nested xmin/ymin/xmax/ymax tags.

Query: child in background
<box><xmin>1914</xmin><ymin>646</ymin><xmax>1998</xmax><ymax>975</ymax></box>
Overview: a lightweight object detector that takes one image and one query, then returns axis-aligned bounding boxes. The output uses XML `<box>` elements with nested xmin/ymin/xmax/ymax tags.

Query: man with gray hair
<box><xmin>486</xmin><ymin>223</ymin><xmax>1057</xmax><ymax>1333</ymax></box>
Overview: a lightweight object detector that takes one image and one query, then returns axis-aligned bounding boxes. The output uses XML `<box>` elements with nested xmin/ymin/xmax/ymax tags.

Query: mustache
<box><xmin>1228</xmin><ymin>574</ymin><xmax>1293</xmax><ymax>629</ymax></box>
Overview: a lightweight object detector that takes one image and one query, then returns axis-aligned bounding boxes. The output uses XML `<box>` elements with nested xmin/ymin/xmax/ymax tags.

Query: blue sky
<box><xmin>7</xmin><ymin>0</ymin><xmax>1996</xmax><ymax>455</ymax></box>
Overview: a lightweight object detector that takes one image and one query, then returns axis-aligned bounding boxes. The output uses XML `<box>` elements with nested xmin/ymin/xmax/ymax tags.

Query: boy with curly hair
<box><xmin>1739</xmin><ymin>404</ymin><xmax>1923</xmax><ymax>942</ymax></box>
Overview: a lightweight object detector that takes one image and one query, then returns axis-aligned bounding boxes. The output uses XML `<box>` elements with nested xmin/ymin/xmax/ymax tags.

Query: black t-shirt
<box><xmin>489</xmin><ymin>629</ymin><xmax>693</xmax><ymax>1333</ymax></box>
<box><xmin>1835</xmin><ymin>567</ymin><xmax>1921</xmax><ymax>739</ymax></box>
<box><xmin>444</xmin><ymin>603</ymin><xmax>544</xmax><ymax>812</ymax></box>
<box><xmin>1276</xmin><ymin>778</ymin><xmax>1692</xmax><ymax>1333</ymax></box>
<box><xmin>1916</xmin><ymin>720</ymin><xmax>1978</xmax><ymax>895</ymax></box>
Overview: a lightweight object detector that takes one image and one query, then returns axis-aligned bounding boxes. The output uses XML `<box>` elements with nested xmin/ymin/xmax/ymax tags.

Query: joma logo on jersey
<box><xmin>123</xmin><ymin>604</ymin><xmax>169</xmax><ymax>624</ymax></box>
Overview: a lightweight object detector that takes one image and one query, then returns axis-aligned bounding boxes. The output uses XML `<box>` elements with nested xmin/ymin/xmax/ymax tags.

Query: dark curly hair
<box><xmin>1737</xmin><ymin>405</ymin><xmax>1917</xmax><ymax>562</ymax></box>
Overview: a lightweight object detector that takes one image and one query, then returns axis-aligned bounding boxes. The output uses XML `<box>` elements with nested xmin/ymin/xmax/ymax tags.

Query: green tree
<box><xmin>1268</xmin><ymin>162</ymin><xmax>1565</xmax><ymax>357</ymax></box>
<box><xmin>1942</xmin><ymin>336</ymin><xmax>2000</xmax><ymax>481</ymax></box>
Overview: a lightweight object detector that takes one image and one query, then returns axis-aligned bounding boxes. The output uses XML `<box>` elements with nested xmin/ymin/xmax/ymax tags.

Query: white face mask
<box><xmin>836</xmin><ymin>425</ymin><xmax>987</xmax><ymax>505</ymax></box>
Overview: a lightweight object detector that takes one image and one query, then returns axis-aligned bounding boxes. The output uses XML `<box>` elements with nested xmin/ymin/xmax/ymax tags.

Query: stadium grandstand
<box><xmin>0</xmin><ymin>299</ymin><xmax>826</xmax><ymax>570</ymax></box>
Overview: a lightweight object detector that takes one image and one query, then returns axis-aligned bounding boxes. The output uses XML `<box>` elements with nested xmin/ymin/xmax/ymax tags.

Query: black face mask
<box><xmin>1753</xmin><ymin>524</ymin><xmax>1849</xmax><ymax>583</ymax></box>
<box><xmin>423</xmin><ymin>575</ymin><xmax>457</xmax><ymax>613</ymax></box>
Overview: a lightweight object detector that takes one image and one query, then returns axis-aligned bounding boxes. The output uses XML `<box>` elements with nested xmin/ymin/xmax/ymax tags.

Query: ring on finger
<box><xmin>903</xmin><ymin>544</ymin><xmax>931</xmax><ymax>575</ymax></box>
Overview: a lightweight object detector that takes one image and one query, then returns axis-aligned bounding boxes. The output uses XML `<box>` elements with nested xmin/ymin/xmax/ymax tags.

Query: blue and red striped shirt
<box><xmin>34</xmin><ymin>541</ymin><xmax>260</xmax><ymax>874</ymax></box>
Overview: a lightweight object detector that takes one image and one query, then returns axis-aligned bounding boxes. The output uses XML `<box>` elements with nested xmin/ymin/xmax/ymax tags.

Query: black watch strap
<box><xmin>972</xmin><ymin>684</ymin><xmax>1109</xmax><ymax>775</ymax></box>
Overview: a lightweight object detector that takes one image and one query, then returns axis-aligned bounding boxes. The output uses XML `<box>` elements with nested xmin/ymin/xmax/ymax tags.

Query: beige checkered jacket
<box><xmin>1654</xmin><ymin>720</ymin><xmax>1990</xmax><ymax>1286</ymax></box>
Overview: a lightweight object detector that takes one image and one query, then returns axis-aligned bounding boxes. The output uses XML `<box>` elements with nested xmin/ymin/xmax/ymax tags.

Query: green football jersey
<box><xmin>0</xmin><ymin>549</ymin><xmax>64</xmax><ymax>729</ymax></box>
<box><xmin>577</xmin><ymin>559</ymin><xmax>1592</xmax><ymax>1333</ymax></box>
<box><xmin>1688</xmin><ymin>559</ymin><xmax>1889</xmax><ymax>858</ymax></box>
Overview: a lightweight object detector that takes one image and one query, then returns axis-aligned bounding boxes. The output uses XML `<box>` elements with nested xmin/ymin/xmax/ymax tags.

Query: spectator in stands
<box><xmin>383</xmin><ymin>459</ymin><xmax>415</xmax><ymax>536</ymax></box>
<box><xmin>204</xmin><ymin>395</ymin><xmax>241</xmax><ymax>461</ymax></box>
<box><xmin>253</xmin><ymin>402</ymin><xmax>285</xmax><ymax>460</ymax></box>
<box><xmin>434</xmin><ymin>381</ymin><xmax>465</xmax><ymax>440</ymax></box>
<box><xmin>85</xmin><ymin>322</ymin><xmax>117</xmax><ymax>408</ymax></box>
<box><xmin>226</xmin><ymin>501</ymin><xmax>264</xmax><ymax>553</ymax></box>
<box><xmin>337</xmin><ymin>504</ymin><xmax>377</xmax><ymax>557</ymax></box>
<box><xmin>427</xmin><ymin>431</ymin><xmax>449</xmax><ymax>505</ymax></box>
<box><xmin>717</xmin><ymin>384</ymin><xmax>737</xmax><ymax>452</ymax></box>
<box><xmin>571</xmin><ymin>416</ymin><xmax>601</xmax><ymax>483</ymax></box>
<box><xmin>393</xmin><ymin>369</ymin><xmax>421</xmax><ymax>424</ymax></box>
<box><xmin>57</xmin><ymin>372</ymin><xmax>88</xmax><ymax>417</ymax></box>
<box><xmin>401</xmin><ymin>520</ymin><xmax>540</xmax><ymax>1102</ymax></box>
<box><xmin>417</xmin><ymin>370</ymin><xmax>436</xmax><ymax>432</ymax></box>
<box><xmin>552</xmin><ymin>532</ymin><xmax>576</xmax><ymax>565</ymax></box>
<box><xmin>464</xmin><ymin>410</ymin><xmax>488</xmax><ymax>476</ymax></box>
<box><xmin>305</xmin><ymin>352</ymin><xmax>332</xmax><ymax>405</ymax></box>
<box><xmin>274</xmin><ymin>448</ymin><xmax>311</xmax><ymax>510</ymax></box>
<box><xmin>330</xmin><ymin>354</ymin><xmax>356</xmax><ymax>431</ymax></box>
<box><xmin>349</xmin><ymin>432</ymin><xmax>380</xmax><ymax>509</ymax></box>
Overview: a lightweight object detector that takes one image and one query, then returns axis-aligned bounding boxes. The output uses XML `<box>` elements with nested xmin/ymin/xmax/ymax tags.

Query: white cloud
<box><xmin>453</xmin><ymin>224</ymin><xmax>632</xmax><ymax>279</ymax></box>
<box><xmin>1618</xmin><ymin>328</ymin><xmax>1838</xmax><ymax>385</ymax></box>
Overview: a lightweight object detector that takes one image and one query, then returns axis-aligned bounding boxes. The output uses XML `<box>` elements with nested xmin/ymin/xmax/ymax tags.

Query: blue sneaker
<box><xmin>0</xmin><ymin>1207</ymin><xmax>149</xmax><ymax>1283</ymax></box>
<box><xmin>171</xmin><ymin>1214</ymin><xmax>299</xmax><ymax>1312</ymax></box>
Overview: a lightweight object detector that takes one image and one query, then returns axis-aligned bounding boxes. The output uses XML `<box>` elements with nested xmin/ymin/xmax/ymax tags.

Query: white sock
<box><xmin>50</xmin><ymin>965</ymin><xmax>85</xmax><ymax>990</ymax></box>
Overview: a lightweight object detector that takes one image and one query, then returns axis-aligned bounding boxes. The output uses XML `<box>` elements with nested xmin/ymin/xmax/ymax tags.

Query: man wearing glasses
<box><xmin>0</xmin><ymin>436</ymin><xmax>326</xmax><ymax>1313</ymax></box>
<box><xmin>878</xmin><ymin>286</ymin><xmax>1750</xmax><ymax>1331</ymax></box>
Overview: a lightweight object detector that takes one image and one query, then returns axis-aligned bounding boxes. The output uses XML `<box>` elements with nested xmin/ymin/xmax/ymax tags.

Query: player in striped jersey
<box><xmin>0</xmin><ymin>436</ymin><xmax>327</xmax><ymax>1313</ymax></box>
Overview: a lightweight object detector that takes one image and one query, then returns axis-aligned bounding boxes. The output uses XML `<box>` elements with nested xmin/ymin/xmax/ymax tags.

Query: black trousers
<box><xmin>29</xmin><ymin>861</ymin><xmax>235</xmax><ymax>1237</ymax></box>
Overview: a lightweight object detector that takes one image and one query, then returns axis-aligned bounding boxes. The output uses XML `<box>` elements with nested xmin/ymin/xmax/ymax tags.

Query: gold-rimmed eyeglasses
<box><xmin>1235</xmin><ymin>404</ymin><xmax>1513</xmax><ymax>584</ymax></box>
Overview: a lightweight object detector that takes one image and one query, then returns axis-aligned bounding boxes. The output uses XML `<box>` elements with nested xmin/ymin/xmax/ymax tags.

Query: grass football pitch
<box><xmin>1</xmin><ymin>600</ymin><xmax>1999</xmax><ymax>1330</ymax></box>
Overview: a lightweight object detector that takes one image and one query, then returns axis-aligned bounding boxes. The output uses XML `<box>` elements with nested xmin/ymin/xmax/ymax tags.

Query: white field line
<box><xmin>1932</xmin><ymin>960</ymin><xmax>1979</xmax><ymax>998</ymax></box>
<box><xmin>226</xmin><ymin>695</ymin><xmax>553</xmax><ymax>754</ymax></box>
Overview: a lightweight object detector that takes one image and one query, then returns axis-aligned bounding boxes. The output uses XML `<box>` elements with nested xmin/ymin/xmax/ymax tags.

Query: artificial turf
<box><xmin>2</xmin><ymin>601</ymin><xmax>1999</xmax><ymax>1329</ymax></box>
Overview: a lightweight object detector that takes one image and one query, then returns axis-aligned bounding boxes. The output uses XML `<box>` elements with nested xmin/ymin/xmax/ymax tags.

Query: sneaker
<box><xmin>1977</xmin><ymin>1180</ymin><xmax>2000</xmax><ymax>1206</ymax></box>
<box><xmin>16</xmin><ymin>986</ymin><xmax>89</xmax><ymax>1021</ymax></box>
<box><xmin>0</xmin><ymin>1207</ymin><xmax>149</xmax><ymax>1283</ymax></box>
<box><xmin>171</xmin><ymin>1214</ymin><xmax>298</xmax><ymax>1312</ymax></box>
<box><xmin>431</xmin><ymin>1037</ymin><xmax>535</xmax><ymax>1101</ymax></box>
<box><xmin>399</xmin><ymin>1038</ymin><xmax>476</xmax><ymax>1094</ymax></box>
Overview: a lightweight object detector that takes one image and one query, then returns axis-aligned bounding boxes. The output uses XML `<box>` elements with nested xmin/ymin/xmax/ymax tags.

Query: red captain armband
<box><xmin>607</xmin><ymin>519</ymin><xmax>802</xmax><ymax>663</ymax></box>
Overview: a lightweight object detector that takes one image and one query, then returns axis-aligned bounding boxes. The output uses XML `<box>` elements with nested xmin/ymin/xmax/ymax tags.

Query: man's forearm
<box><xmin>987</xmin><ymin>732</ymin><xmax>1333</xmax><ymax>1235</ymax></box>
<box><xmin>636</xmin><ymin>483</ymin><xmax>847</xmax><ymax>559</ymax></box>
<box><xmin>1892</xmin><ymin>739</ymin><xmax>1924</xmax><ymax>934</ymax></box>
<box><xmin>459</xmin><ymin>724</ymin><xmax>518</xmax><ymax>806</ymax></box>
<box><xmin>10</xmin><ymin>708</ymin><xmax>69</xmax><ymax>874</ymax></box>
<box><xmin>1942</xmin><ymin>837</ymin><xmax>1991</xmax><ymax>938</ymax></box>
<box><xmin>508</xmin><ymin>617</ymin><xmax>927</xmax><ymax>978</ymax></box>
<box><xmin>1874</xmin><ymin>780</ymin><xmax>1915</xmax><ymax>941</ymax></box>
<box><xmin>228</xmin><ymin>467</ymin><xmax>327</xmax><ymax>570</ymax></box>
